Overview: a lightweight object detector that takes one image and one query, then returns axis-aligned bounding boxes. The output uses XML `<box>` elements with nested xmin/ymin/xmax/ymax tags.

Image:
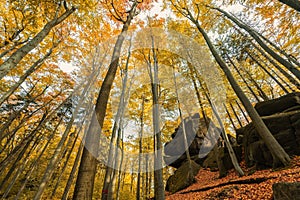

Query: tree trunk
<box><xmin>107</xmin><ymin>38</ymin><xmax>132</xmax><ymax>200</ymax></box>
<box><xmin>172</xmin><ymin>66</ymin><xmax>193</xmax><ymax>178</ymax></box>
<box><xmin>226</xmin><ymin>55</ymin><xmax>261</xmax><ymax>102</ymax></box>
<box><xmin>224</xmin><ymin>104</ymin><xmax>237</xmax><ymax>130</ymax></box>
<box><xmin>278</xmin><ymin>0</ymin><xmax>300</xmax><ymax>11</ymax></box>
<box><xmin>73</xmin><ymin>3</ymin><xmax>138</xmax><ymax>200</ymax></box>
<box><xmin>0</xmin><ymin>47</ymin><xmax>54</xmax><ymax>106</ymax></box>
<box><xmin>149</xmin><ymin>39</ymin><xmax>165</xmax><ymax>200</ymax></box>
<box><xmin>185</xmin><ymin>9</ymin><xmax>290</xmax><ymax>167</ymax></box>
<box><xmin>0</xmin><ymin>6</ymin><xmax>76</xmax><ymax>80</ymax></box>
<box><xmin>230</xmin><ymin>102</ymin><xmax>243</xmax><ymax>128</ymax></box>
<box><xmin>211</xmin><ymin>6</ymin><xmax>300</xmax><ymax>80</ymax></box>
<box><xmin>136</xmin><ymin>96</ymin><xmax>145</xmax><ymax>200</ymax></box>
<box><xmin>33</xmin><ymin>115</ymin><xmax>75</xmax><ymax>200</ymax></box>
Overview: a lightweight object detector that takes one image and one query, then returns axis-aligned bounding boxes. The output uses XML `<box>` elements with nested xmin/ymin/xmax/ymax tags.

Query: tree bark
<box><xmin>73</xmin><ymin>2</ymin><xmax>138</xmax><ymax>200</ymax></box>
<box><xmin>212</xmin><ymin>7</ymin><xmax>300</xmax><ymax>80</ymax></box>
<box><xmin>147</xmin><ymin>36</ymin><xmax>165</xmax><ymax>200</ymax></box>
<box><xmin>0</xmin><ymin>47</ymin><xmax>54</xmax><ymax>106</ymax></box>
<box><xmin>226</xmin><ymin>55</ymin><xmax>261</xmax><ymax>102</ymax></box>
<box><xmin>0</xmin><ymin>6</ymin><xmax>76</xmax><ymax>80</ymax></box>
<box><xmin>278</xmin><ymin>0</ymin><xmax>300</xmax><ymax>11</ymax></box>
<box><xmin>184</xmin><ymin>8</ymin><xmax>290</xmax><ymax>167</ymax></box>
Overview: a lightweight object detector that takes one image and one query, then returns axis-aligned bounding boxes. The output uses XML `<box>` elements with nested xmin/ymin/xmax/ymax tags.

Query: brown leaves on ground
<box><xmin>166</xmin><ymin>156</ymin><xmax>300</xmax><ymax>200</ymax></box>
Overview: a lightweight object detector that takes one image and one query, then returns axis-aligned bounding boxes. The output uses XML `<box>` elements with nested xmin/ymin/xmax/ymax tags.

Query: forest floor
<box><xmin>166</xmin><ymin>156</ymin><xmax>300</xmax><ymax>200</ymax></box>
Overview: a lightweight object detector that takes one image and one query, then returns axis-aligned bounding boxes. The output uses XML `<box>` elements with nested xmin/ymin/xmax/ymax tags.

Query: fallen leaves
<box><xmin>166</xmin><ymin>156</ymin><xmax>300</xmax><ymax>200</ymax></box>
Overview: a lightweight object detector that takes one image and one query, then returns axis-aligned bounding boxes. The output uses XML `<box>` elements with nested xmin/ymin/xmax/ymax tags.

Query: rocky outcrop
<box><xmin>165</xmin><ymin>160</ymin><xmax>201</xmax><ymax>193</ymax></box>
<box><xmin>202</xmin><ymin>145</ymin><xmax>242</xmax><ymax>177</ymax></box>
<box><xmin>237</xmin><ymin>92</ymin><xmax>300</xmax><ymax>168</ymax></box>
<box><xmin>164</xmin><ymin>113</ymin><xmax>221</xmax><ymax>168</ymax></box>
<box><xmin>272</xmin><ymin>182</ymin><xmax>300</xmax><ymax>200</ymax></box>
<box><xmin>164</xmin><ymin>92</ymin><xmax>300</xmax><ymax>194</ymax></box>
<box><xmin>164</xmin><ymin>113</ymin><xmax>242</xmax><ymax>192</ymax></box>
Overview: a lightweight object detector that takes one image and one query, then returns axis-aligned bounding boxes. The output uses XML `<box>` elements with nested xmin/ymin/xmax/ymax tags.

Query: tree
<box><xmin>0</xmin><ymin>2</ymin><xmax>76</xmax><ymax>80</ymax></box>
<box><xmin>73</xmin><ymin>1</ymin><xmax>141</xmax><ymax>199</ymax></box>
<box><xmin>171</xmin><ymin>1</ymin><xmax>291</xmax><ymax>168</ymax></box>
<box><xmin>209</xmin><ymin>6</ymin><xmax>300</xmax><ymax>81</ymax></box>
<box><xmin>278</xmin><ymin>0</ymin><xmax>300</xmax><ymax>11</ymax></box>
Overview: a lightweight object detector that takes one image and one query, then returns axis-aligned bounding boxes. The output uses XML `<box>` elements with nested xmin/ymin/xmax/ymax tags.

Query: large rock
<box><xmin>237</xmin><ymin>92</ymin><xmax>300</xmax><ymax>168</ymax></box>
<box><xmin>254</xmin><ymin>92</ymin><xmax>300</xmax><ymax>116</ymax></box>
<box><xmin>273</xmin><ymin>182</ymin><xmax>300</xmax><ymax>200</ymax></box>
<box><xmin>203</xmin><ymin>144</ymin><xmax>242</xmax><ymax>177</ymax></box>
<box><xmin>164</xmin><ymin>114</ymin><xmax>222</xmax><ymax>168</ymax></box>
<box><xmin>165</xmin><ymin>160</ymin><xmax>201</xmax><ymax>193</ymax></box>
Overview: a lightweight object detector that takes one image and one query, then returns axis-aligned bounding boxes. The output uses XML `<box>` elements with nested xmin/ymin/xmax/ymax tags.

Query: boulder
<box><xmin>164</xmin><ymin>114</ymin><xmax>222</xmax><ymax>168</ymax></box>
<box><xmin>203</xmin><ymin>144</ymin><xmax>242</xmax><ymax>177</ymax></box>
<box><xmin>165</xmin><ymin>160</ymin><xmax>201</xmax><ymax>193</ymax></box>
<box><xmin>237</xmin><ymin>92</ymin><xmax>300</xmax><ymax>168</ymax></box>
<box><xmin>254</xmin><ymin>92</ymin><xmax>300</xmax><ymax>116</ymax></box>
<box><xmin>272</xmin><ymin>182</ymin><xmax>300</xmax><ymax>200</ymax></box>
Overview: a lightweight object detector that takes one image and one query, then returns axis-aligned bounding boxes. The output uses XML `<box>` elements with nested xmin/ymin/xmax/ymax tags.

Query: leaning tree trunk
<box><xmin>0</xmin><ymin>6</ymin><xmax>76</xmax><ymax>80</ymax></box>
<box><xmin>0</xmin><ymin>46</ymin><xmax>55</xmax><ymax>106</ymax></box>
<box><xmin>235</xmin><ymin>100</ymin><xmax>250</xmax><ymax>123</ymax></box>
<box><xmin>245</xmin><ymin>50</ymin><xmax>289</xmax><ymax>94</ymax></box>
<box><xmin>211</xmin><ymin>6</ymin><xmax>300</xmax><ymax>81</ymax></box>
<box><xmin>187</xmin><ymin>11</ymin><xmax>290</xmax><ymax>167</ymax></box>
<box><xmin>226</xmin><ymin>55</ymin><xmax>261</xmax><ymax>102</ymax></box>
<box><xmin>230</xmin><ymin>102</ymin><xmax>243</xmax><ymax>128</ymax></box>
<box><xmin>278</xmin><ymin>0</ymin><xmax>300</xmax><ymax>11</ymax></box>
<box><xmin>172</xmin><ymin>66</ymin><xmax>193</xmax><ymax>178</ymax></box>
<box><xmin>224</xmin><ymin>104</ymin><xmax>238</xmax><ymax>130</ymax></box>
<box><xmin>249</xmin><ymin>40</ymin><xmax>300</xmax><ymax>89</ymax></box>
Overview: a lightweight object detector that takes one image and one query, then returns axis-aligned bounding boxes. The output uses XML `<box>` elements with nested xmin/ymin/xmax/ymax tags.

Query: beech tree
<box><xmin>170</xmin><ymin>1</ymin><xmax>291</xmax><ymax>167</ymax></box>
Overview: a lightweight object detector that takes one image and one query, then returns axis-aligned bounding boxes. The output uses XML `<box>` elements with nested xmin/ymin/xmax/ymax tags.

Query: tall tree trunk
<box><xmin>226</xmin><ymin>55</ymin><xmax>261</xmax><ymax>102</ymax></box>
<box><xmin>136</xmin><ymin>96</ymin><xmax>145</xmax><ymax>200</ymax></box>
<box><xmin>172</xmin><ymin>66</ymin><xmax>193</xmax><ymax>178</ymax></box>
<box><xmin>211</xmin><ymin>6</ymin><xmax>300</xmax><ymax>80</ymax></box>
<box><xmin>73</xmin><ymin>3</ymin><xmax>138</xmax><ymax>200</ymax></box>
<box><xmin>33</xmin><ymin>114</ymin><xmax>75</xmax><ymax>200</ymax></box>
<box><xmin>278</xmin><ymin>0</ymin><xmax>300</xmax><ymax>11</ymax></box>
<box><xmin>249</xmin><ymin>40</ymin><xmax>300</xmax><ymax>89</ymax></box>
<box><xmin>0</xmin><ymin>46</ymin><xmax>55</xmax><ymax>106</ymax></box>
<box><xmin>149</xmin><ymin>38</ymin><xmax>165</xmax><ymax>200</ymax></box>
<box><xmin>184</xmin><ymin>9</ymin><xmax>290</xmax><ymax>167</ymax></box>
<box><xmin>107</xmin><ymin>39</ymin><xmax>133</xmax><ymax>200</ymax></box>
<box><xmin>0</xmin><ymin>6</ymin><xmax>76</xmax><ymax>80</ymax></box>
<box><xmin>245</xmin><ymin>50</ymin><xmax>289</xmax><ymax>94</ymax></box>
